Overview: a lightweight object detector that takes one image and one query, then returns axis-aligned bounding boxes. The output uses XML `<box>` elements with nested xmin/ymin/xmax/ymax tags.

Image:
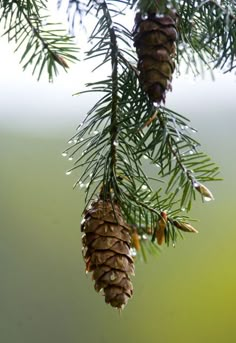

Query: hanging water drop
<box><xmin>153</xmin><ymin>101</ymin><xmax>160</xmax><ymax>108</ymax></box>
<box><xmin>77</xmin><ymin>123</ymin><xmax>84</xmax><ymax>131</ymax></box>
<box><xmin>155</xmin><ymin>13</ymin><xmax>164</xmax><ymax>18</ymax></box>
<box><xmin>203</xmin><ymin>196</ymin><xmax>213</xmax><ymax>202</ymax></box>
<box><xmin>68</xmin><ymin>140</ymin><xmax>73</xmax><ymax>144</ymax></box>
<box><xmin>68</xmin><ymin>157</ymin><xmax>73</xmax><ymax>161</ymax></box>
<box><xmin>62</xmin><ymin>152</ymin><xmax>68</xmax><ymax>157</ymax></box>
<box><xmin>143</xmin><ymin>155</ymin><xmax>149</xmax><ymax>160</ymax></box>
<box><xmin>141</xmin><ymin>184</ymin><xmax>148</xmax><ymax>190</ymax></box>
<box><xmin>113</xmin><ymin>141</ymin><xmax>119</xmax><ymax>147</ymax></box>
<box><xmin>141</xmin><ymin>13</ymin><xmax>148</xmax><ymax>20</ymax></box>
<box><xmin>191</xmin><ymin>128</ymin><xmax>197</xmax><ymax>133</ymax></box>
<box><xmin>66</xmin><ymin>170</ymin><xmax>72</xmax><ymax>175</ymax></box>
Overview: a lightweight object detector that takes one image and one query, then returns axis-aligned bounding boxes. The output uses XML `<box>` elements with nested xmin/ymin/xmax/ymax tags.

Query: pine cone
<box><xmin>81</xmin><ymin>199</ymin><xmax>134</xmax><ymax>309</ymax></box>
<box><xmin>133</xmin><ymin>10</ymin><xmax>178</xmax><ymax>103</ymax></box>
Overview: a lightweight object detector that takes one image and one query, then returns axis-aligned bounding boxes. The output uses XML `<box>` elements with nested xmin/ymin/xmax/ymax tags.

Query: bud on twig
<box><xmin>53</xmin><ymin>53</ymin><xmax>69</xmax><ymax>68</ymax></box>
<box><xmin>194</xmin><ymin>182</ymin><xmax>214</xmax><ymax>202</ymax></box>
<box><xmin>156</xmin><ymin>211</ymin><xmax>167</xmax><ymax>245</ymax></box>
<box><xmin>173</xmin><ymin>221</ymin><xmax>198</xmax><ymax>233</ymax></box>
<box><xmin>131</xmin><ymin>229</ymin><xmax>141</xmax><ymax>252</ymax></box>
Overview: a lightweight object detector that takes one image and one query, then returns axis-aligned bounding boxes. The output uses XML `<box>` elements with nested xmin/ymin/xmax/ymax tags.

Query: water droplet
<box><xmin>130</xmin><ymin>248</ymin><xmax>137</xmax><ymax>257</ymax></box>
<box><xmin>155</xmin><ymin>163</ymin><xmax>160</xmax><ymax>168</ymax></box>
<box><xmin>124</xmin><ymin>159</ymin><xmax>128</xmax><ymax>163</ymax></box>
<box><xmin>68</xmin><ymin>157</ymin><xmax>73</xmax><ymax>161</ymax></box>
<box><xmin>93</xmin><ymin>130</ymin><xmax>99</xmax><ymax>135</ymax></box>
<box><xmin>172</xmin><ymin>243</ymin><xmax>176</xmax><ymax>248</ymax></box>
<box><xmin>153</xmin><ymin>101</ymin><xmax>160</xmax><ymax>108</ymax></box>
<box><xmin>73</xmin><ymin>138</ymin><xmax>78</xmax><ymax>143</ymax></box>
<box><xmin>178</xmin><ymin>42</ymin><xmax>187</xmax><ymax>51</ymax></box>
<box><xmin>141</xmin><ymin>13</ymin><xmax>148</xmax><ymax>20</ymax></box>
<box><xmin>80</xmin><ymin>183</ymin><xmax>85</xmax><ymax>188</ymax></box>
<box><xmin>85</xmin><ymin>183</ymin><xmax>89</xmax><ymax>188</ymax></box>
<box><xmin>79</xmin><ymin>138</ymin><xmax>84</xmax><ymax>142</ymax></box>
<box><xmin>181</xmin><ymin>207</ymin><xmax>186</xmax><ymax>212</ymax></box>
<box><xmin>191</xmin><ymin>128</ymin><xmax>197</xmax><ymax>133</ymax></box>
<box><xmin>62</xmin><ymin>152</ymin><xmax>68</xmax><ymax>157</ymax></box>
<box><xmin>142</xmin><ymin>234</ymin><xmax>148</xmax><ymax>240</ymax></box>
<box><xmin>189</xmin><ymin>150</ymin><xmax>194</xmax><ymax>155</ymax></box>
<box><xmin>141</xmin><ymin>185</ymin><xmax>148</xmax><ymax>190</ymax></box>
<box><xmin>66</xmin><ymin>170</ymin><xmax>72</xmax><ymax>175</ymax></box>
<box><xmin>155</xmin><ymin>13</ymin><xmax>164</xmax><ymax>18</ymax></box>
<box><xmin>143</xmin><ymin>155</ymin><xmax>149</xmax><ymax>160</ymax></box>
<box><xmin>203</xmin><ymin>196</ymin><xmax>213</xmax><ymax>202</ymax></box>
<box><xmin>89</xmin><ymin>173</ymin><xmax>93</xmax><ymax>178</ymax></box>
<box><xmin>77</xmin><ymin>123</ymin><xmax>84</xmax><ymax>131</ymax></box>
<box><xmin>113</xmin><ymin>141</ymin><xmax>119</xmax><ymax>147</ymax></box>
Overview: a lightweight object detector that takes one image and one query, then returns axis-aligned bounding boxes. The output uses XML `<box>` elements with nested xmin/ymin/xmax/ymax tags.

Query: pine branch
<box><xmin>175</xmin><ymin>0</ymin><xmax>236</xmax><ymax>73</ymax></box>
<box><xmin>0</xmin><ymin>0</ymin><xmax>79</xmax><ymax>80</ymax></box>
<box><xmin>62</xmin><ymin>1</ymin><xmax>221</xmax><ymax>257</ymax></box>
<box><xmin>101</xmin><ymin>2</ymin><xmax>119</xmax><ymax>197</ymax></box>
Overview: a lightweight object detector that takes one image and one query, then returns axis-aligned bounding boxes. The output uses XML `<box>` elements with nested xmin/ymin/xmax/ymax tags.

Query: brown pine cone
<box><xmin>133</xmin><ymin>10</ymin><xmax>178</xmax><ymax>103</ymax></box>
<box><xmin>81</xmin><ymin>199</ymin><xmax>134</xmax><ymax>309</ymax></box>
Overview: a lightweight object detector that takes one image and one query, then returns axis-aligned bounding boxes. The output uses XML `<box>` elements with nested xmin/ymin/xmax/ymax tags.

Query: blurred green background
<box><xmin>1</xmin><ymin>35</ymin><xmax>236</xmax><ymax>343</ymax></box>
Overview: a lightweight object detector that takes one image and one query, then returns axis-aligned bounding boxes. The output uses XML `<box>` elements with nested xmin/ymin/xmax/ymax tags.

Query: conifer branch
<box><xmin>0</xmin><ymin>0</ymin><xmax>79</xmax><ymax>80</ymax></box>
<box><xmin>102</xmin><ymin>2</ymin><xmax>119</xmax><ymax>192</ymax></box>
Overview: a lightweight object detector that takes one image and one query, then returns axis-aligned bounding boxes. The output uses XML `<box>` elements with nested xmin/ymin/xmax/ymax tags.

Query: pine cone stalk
<box><xmin>81</xmin><ymin>199</ymin><xmax>134</xmax><ymax>309</ymax></box>
<box><xmin>133</xmin><ymin>3</ymin><xmax>178</xmax><ymax>103</ymax></box>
